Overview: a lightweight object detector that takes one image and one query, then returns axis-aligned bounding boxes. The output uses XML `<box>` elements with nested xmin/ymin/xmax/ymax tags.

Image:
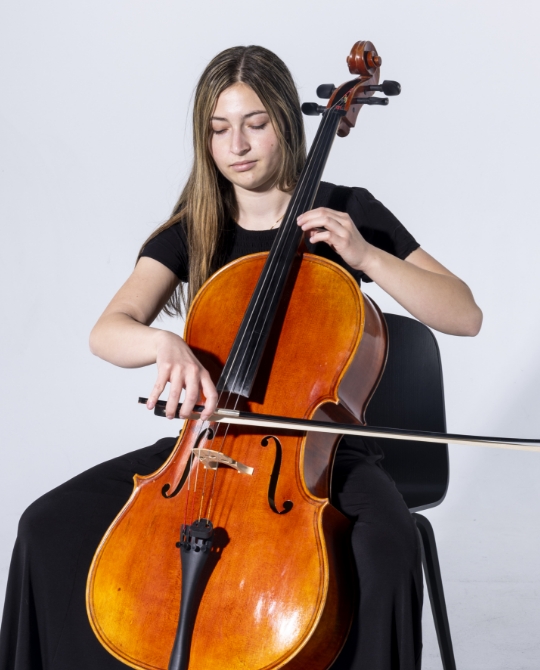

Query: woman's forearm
<box><xmin>89</xmin><ymin>313</ymin><xmax>175</xmax><ymax>368</ymax></box>
<box><xmin>298</xmin><ymin>209</ymin><xmax>482</xmax><ymax>337</ymax></box>
<box><xmin>362</xmin><ymin>247</ymin><xmax>483</xmax><ymax>336</ymax></box>
<box><xmin>90</xmin><ymin>310</ymin><xmax>217</xmax><ymax>420</ymax></box>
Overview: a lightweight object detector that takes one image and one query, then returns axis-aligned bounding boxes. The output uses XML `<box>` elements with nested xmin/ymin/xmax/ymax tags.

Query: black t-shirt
<box><xmin>140</xmin><ymin>182</ymin><xmax>419</xmax><ymax>283</ymax></box>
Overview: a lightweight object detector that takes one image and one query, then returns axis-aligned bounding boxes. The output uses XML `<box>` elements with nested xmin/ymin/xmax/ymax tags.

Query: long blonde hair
<box><xmin>139</xmin><ymin>45</ymin><xmax>307</xmax><ymax>316</ymax></box>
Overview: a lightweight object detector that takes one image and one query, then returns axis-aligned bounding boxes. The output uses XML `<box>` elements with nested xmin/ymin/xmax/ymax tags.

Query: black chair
<box><xmin>365</xmin><ymin>313</ymin><xmax>456</xmax><ymax>670</ymax></box>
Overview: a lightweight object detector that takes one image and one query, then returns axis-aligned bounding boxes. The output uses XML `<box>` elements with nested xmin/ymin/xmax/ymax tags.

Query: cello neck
<box><xmin>216</xmin><ymin>108</ymin><xmax>344</xmax><ymax>397</ymax></box>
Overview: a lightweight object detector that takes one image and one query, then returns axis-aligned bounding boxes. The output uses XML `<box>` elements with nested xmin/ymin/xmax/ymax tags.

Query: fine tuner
<box><xmin>302</xmin><ymin>79</ymin><xmax>401</xmax><ymax>116</ymax></box>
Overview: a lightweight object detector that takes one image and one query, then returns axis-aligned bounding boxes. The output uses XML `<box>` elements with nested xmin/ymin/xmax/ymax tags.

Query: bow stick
<box><xmin>138</xmin><ymin>398</ymin><xmax>540</xmax><ymax>453</ymax></box>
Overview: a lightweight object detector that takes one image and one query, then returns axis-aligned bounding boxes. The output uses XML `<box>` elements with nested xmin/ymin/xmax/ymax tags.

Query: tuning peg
<box><xmin>316</xmin><ymin>84</ymin><xmax>336</xmax><ymax>99</ymax></box>
<box><xmin>301</xmin><ymin>102</ymin><xmax>326</xmax><ymax>116</ymax></box>
<box><xmin>363</xmin><ymin>80</ymin><xmax>401</xmax><ymax>96</ymax></box>
<box><xmin>381</xmin><ymin>80</ymin><xmax>401</xmax><ymax>96</ymax></box>
<box><xmin>352</xmin><ymin>97</ymin><xmax>389</xmax><ymax>106</ymax></box>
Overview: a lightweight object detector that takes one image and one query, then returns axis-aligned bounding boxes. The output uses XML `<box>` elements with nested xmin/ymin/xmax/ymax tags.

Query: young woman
<box><xmin>0</xmin><ymin>45</ymin><xmax>482</xmax><ymax>670</ymax></box>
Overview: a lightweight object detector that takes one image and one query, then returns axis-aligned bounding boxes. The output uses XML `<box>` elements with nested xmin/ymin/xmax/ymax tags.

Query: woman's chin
<box><xmin>230</xmin><ymin>171</ymin><xmax>278</xmax><ymax>194</ymax></box>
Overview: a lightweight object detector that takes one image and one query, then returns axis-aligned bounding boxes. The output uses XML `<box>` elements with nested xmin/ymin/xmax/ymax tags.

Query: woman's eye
<box><xmin>212</xmin><ymin>128</ymin><xmax>227</xmax><ymax>135</ymax></box>
<box><xmin>251</xmin><ymin>123</ymin><xmax>267</xmax><ymax>130</ymax></box>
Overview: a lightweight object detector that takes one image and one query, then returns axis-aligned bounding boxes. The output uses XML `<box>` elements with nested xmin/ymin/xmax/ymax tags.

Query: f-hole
<box><xmin>162</xmin><ymin>428</ymin><xmax>214</xmax><ymax>499</ymax></box>
<box><xmin>261</xmin><ymin>436</ymin><xmax>293</xmax><ymax>515</ymax></box>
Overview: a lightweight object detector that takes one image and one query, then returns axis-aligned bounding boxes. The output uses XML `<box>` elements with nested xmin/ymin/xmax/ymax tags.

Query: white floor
<box><xmin>423</xmin><ymin>580</ymin><xmax>540</xmax><ymax>670</ymax></box>
<box><xmin>419</xmin><ymin>488</ymin><xmax>540</xmax><ymax>670</ymax></box>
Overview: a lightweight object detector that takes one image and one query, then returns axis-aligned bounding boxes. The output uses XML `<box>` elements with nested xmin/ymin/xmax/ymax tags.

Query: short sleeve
<box><xmin>139</xmin><ymin>222</ymin><xmax>189</xmax><ymax>282</ymax></box>
<box><xmin>348</xmin><ymin>188</ymin><xmax>420</xmax><ymax>266</ymax></box>
<box><xmin>311</xmin><ymin>182</ymin><xmax>420</xmax><ymax>283</ymax></box>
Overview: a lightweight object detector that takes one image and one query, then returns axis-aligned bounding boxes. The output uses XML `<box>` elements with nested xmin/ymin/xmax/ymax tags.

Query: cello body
<box><xmin>87</xmin><ymin>250</ymin><xmax>387</xmax><ymax>670</ymax></box>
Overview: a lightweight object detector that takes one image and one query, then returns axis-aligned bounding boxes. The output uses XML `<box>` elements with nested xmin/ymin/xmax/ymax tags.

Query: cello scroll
<box><xmin>302</xmin><ymin>41</ymin><xmax>401</xmax><ymax>137</ymax></box>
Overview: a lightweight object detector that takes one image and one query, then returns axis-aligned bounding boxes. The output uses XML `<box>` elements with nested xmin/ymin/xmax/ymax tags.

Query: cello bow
<box><xmin>139</xmin><ymin>398</ymin><xmax>540</xmax><ymax>453</ymax></box>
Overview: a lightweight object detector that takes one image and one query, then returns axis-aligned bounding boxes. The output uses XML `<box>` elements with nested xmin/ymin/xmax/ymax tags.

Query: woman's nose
<box><xmin>230</xmin><ymin>128</ymin><xmax>250</xmax><ymax>155</ymax></box>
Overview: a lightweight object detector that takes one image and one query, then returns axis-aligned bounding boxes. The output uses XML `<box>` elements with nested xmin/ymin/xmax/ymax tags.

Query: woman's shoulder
<box><xmin>314</xmin><ymin>181</ymin><xmax>383</xmax><ymax>213</ymax></box>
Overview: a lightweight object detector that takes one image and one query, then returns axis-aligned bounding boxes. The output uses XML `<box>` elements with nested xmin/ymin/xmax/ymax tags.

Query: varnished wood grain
<box><xmin>87</xmin><ymin>252</ymin><xmax>387</xmax><ymax>670</ymax></box>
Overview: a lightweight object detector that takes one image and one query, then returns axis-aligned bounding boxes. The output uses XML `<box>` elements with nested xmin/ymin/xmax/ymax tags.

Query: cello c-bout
<box><xmin>87</xmin><ymin>42</ymin><xmax>393</xmax><ymax>670</ymax></box>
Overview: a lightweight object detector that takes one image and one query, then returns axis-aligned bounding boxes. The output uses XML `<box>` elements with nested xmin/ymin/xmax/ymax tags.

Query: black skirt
<box><xmin>0</xmin><ymin>437</ymin><xmax>422</xmax><ymax>670</ymax></box>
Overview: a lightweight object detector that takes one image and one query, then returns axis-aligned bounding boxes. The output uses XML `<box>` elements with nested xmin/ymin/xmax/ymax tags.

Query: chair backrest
<box><xmin>364</xmin><ymin>313</ymin><xmax>449</xmax><ymax>512</ymax></box>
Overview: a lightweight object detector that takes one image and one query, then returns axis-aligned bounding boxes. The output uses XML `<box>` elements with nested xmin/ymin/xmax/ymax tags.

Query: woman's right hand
<box><xmin>90</xmin><ymin>258</ymin><xmax>219</xmax><ymax>422</ymax></box>
<box><xmin>146</xmin><ymin>330</ymin><xmax>219</xmax><ymax>421</ymax></box>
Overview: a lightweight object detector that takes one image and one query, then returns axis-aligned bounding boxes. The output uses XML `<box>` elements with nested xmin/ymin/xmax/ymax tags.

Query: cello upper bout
<box><xmin>338</xmin><ymin>293</ymin><xmax>388</xmax><ymax>422</ymax></box>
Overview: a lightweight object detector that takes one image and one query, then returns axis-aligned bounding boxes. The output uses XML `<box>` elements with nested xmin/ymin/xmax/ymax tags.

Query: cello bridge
<box><xmin>192</xmin><ymin>448</ymin><xmax>253</xmax><ymax>475</ymax></box>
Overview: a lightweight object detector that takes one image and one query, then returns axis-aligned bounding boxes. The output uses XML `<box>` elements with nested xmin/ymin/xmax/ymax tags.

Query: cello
<box><xmin>86</xmin><ymin>41</ymin><xmax>524</xmax><ymax>670</ymax></box>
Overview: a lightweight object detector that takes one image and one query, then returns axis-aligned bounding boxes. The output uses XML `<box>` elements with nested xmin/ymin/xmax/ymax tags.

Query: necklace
<box><xmin>269</xmin><ymin>215</ymin><xmax>284</xmax><ymax>230</ymax></box>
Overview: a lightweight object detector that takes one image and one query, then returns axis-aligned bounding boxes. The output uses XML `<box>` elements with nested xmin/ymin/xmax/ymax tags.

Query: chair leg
<box><xmin>413</xmin><ymin>513</ymin><xmax>457</xmax><ymax>670</ymax></box>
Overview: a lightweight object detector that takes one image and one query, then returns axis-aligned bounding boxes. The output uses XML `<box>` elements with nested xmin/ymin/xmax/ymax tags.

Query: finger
<box><xmin>298</xmin><ymin>208</ymin><xmax>348</xmax><ymax>226</ymax></box>
<box><xmin>165</xmin><ymin>374</ymin><xmax>185</xmax><ymax>420</ymax></box>
<box><xmin>299</xmin><ymin>214</ymin><xmax>344</xmax><ymax>234</ymax></box>
<box><xmin>297</xmin><ymin>210</ymin><xmax>330</xmax><ymax>226</ymax></box>
<box><xmin>200</xmin><ymin>372</ymin><xmax>219</xmax><ymax>421</ymax></box>
<box><xmin>178</xmin><ymin>370</ymin><xmax>201</xmax><ymax>419</ymax></box>
<box><xmin>297</xmin><ymin>207</ymin><xmax>334</xmax><ymax>221</ymax></box>
<box><xmin>307</xmin><ymin>229</ymin><xmax>333</xmax><ymax>245</ymax></box>
<box><xmin>147</xmin><ymin>367</ymin><xmax>171</xmax><ymax>409</ymax></box>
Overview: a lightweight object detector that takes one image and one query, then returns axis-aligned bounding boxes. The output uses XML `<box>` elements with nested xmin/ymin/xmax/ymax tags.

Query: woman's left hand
<box><xmin>297</xmin><ymin>207</ymin><xmax>372</xmax><ymax>271</ymax></box>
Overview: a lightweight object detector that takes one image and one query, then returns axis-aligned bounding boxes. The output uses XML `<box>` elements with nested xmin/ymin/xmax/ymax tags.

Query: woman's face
<box><xmin>210</xmin><ymin>82</ymin><xmax>282</xmax><ymax>192</ymax></box>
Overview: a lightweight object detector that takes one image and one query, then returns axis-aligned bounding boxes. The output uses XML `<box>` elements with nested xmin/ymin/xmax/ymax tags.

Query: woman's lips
<box><xmin>230</xmin><ymin>160</ymin><xmax>257</xmax><ymax>172</ymax></box>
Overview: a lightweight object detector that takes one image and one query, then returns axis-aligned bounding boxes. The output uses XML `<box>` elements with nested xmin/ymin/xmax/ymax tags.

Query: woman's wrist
<box><xmin>350</xmin><ymin>242</ymin><xmax>380</xmax><ymax>274</ymax></box>
<box><xmin>153</xmin><ymin>328</ymin><xmax>183</xmax><ymax>356</ymax></box>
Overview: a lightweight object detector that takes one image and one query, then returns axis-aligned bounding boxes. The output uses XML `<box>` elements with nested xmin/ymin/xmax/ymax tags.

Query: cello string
<box><xmin>189</xmin><ymin>390</ymin><xmax>234</xmax><ymax>524</ymax></box>
<box><xmin>201</xmin><ymin>107</ymin><xmax>342</xmax><ymax>503</ymax></box>
<box><xmin>213</xmin><ymin>106</ymin><xmax>338</xmax><ymax>396</ymax></box>
<box><xmin>200</xmin><ymin>412</ymin><xmax>235</xmax><ymax>520</ymax></box>
<box><xmin>217</xmin><ymin>108</ymin><xmax>339</xmax><ymax>398</ymax></box>
<box><xmin>200</xmin><ymin>110</ymin><xmax>342</xmax><ymax>519</ymax></box>
<box><xmin>185</xmin><ymin>90</ymin><xmax>353</xmax><ymax>527</ymax></box>
<box><xmin>197</xmin><ymin>96</ymin><xmax>347</xmax><ymax>523</ymax></box>
<box><xmin>183</xmin><ymin>403</ymin><xmax>226</xmax><ymax>525</ymax></box>
<box><xmin>222</xmin><ymin>110</ymin><xmax>341</xmax><ymax>401</ymax></box>
<box><xmin>202</xmin><ymin>110</ymin><xmax>336</xmax><ymax>443</ymax></box>
<box><xmin>181</xmin><ymin>96</ymin><xmax>347</xmax><ymax>527</ymax></box>
<box><xmin>196</xmin><ymin>390</ymin><xmax>236</xmax><ymax>521</ymax></box>
<box><xmin>194</xmin><ymin>109</ymin><xmax>338</xmax><ymax>509</ymax></box>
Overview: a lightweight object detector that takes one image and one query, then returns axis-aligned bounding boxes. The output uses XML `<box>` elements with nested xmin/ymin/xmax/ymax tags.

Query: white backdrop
<box><xmin>1</xmin><ymin>1</ymin><xmax>539</xmax><ymax>668</ymax></box>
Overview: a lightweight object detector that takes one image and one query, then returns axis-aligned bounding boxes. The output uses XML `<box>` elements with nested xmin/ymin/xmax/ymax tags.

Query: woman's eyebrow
<box><xmin>211</xmin><ymin>110</ymin><xmax>268</xmax><ymax>121</ymax></box>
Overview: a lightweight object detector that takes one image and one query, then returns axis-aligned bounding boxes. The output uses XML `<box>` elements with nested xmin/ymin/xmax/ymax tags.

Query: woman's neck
<box><xmin>234</xmin><ymin>185</ymin><xmax>292</xmax><ymax>231</ymax></box>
